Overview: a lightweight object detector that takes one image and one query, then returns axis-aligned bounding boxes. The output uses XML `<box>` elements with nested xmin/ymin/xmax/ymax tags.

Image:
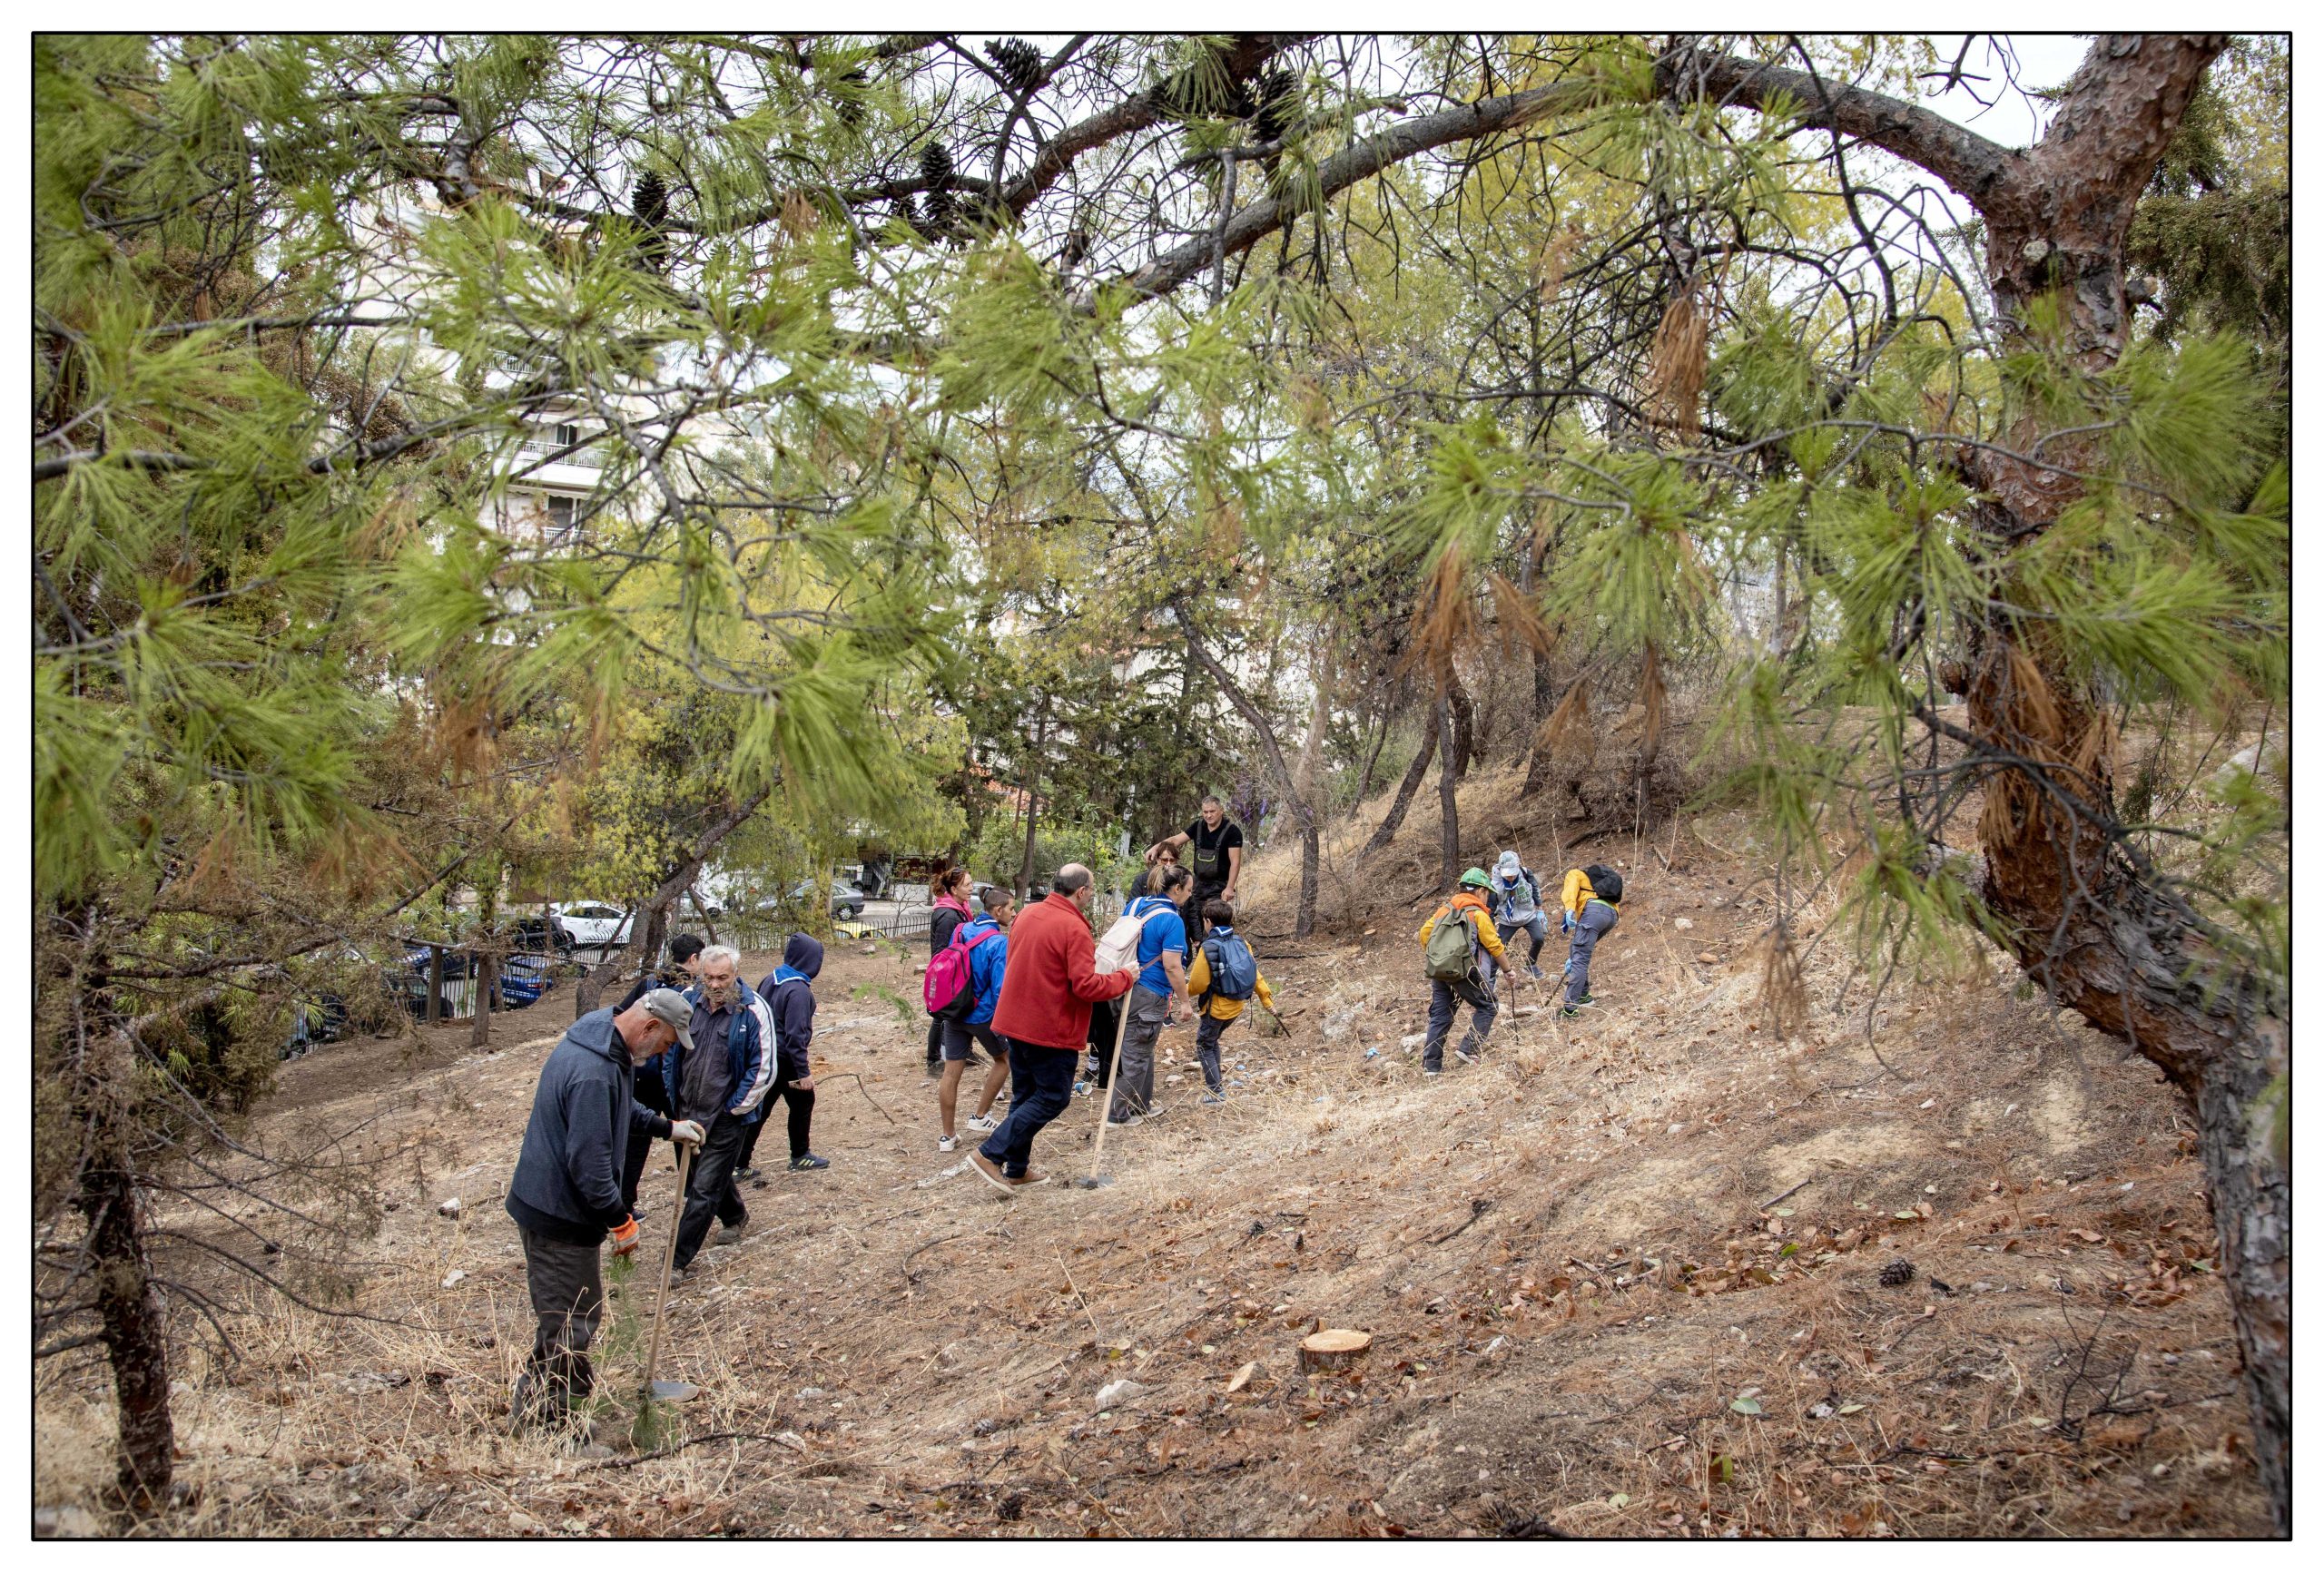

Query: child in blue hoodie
<box><xmin>748</xmin><ymin>932</ymin><xmax>829</xmax><ymax>1173</ymax></box>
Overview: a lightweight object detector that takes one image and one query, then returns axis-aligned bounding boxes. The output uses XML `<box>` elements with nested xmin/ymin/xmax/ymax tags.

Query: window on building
<box><xmin>543</xmin><ymin>494</ymin><xmax>579</xmax><ymax>543</ymax></box>
<box><xmin>554</xmin><ymin>422</ymin><xmax>581</xmax><ymax>448</ymax></box>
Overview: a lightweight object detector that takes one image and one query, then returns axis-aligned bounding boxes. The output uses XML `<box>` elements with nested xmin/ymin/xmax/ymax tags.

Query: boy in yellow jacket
<box><xmin>1417</xmin><ymin>868</ymin><xmax>1507</xmax><ymax>1075</ymax></box>
<box><xmin>1185</xmin><ymin>900</ymin><xmax>1275</xmax><ymax>1105</ymax></box>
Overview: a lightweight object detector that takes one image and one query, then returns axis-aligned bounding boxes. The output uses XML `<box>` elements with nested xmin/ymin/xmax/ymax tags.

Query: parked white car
<box><xmin>552</xmin><ymin>901</ymin><xmax>634</xmax><ymax>949</ymax></box>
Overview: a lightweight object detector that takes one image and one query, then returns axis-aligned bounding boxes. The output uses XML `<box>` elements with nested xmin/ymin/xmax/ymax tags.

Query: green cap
<box><xmin>1459</xmin><ymin>866</ymin><xmax>1492</xmax><ymax>890</ymax></box>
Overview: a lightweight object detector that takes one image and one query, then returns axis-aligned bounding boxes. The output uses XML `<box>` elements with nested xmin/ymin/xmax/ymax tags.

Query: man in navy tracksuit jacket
<box><xmin>748</xmin><ymin>932</ymin><xmax>827</xmax><ymax>1175</ymax></box>
<box><xmin>655</xmin><ymin>945</ymin><xmax>775</xmax><ymax>1274</ymax></box>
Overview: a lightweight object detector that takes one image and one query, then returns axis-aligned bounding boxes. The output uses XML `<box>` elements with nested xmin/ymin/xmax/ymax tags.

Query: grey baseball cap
<box><xmin>635</xmin><ymin>988</ymin><xmax>694</xmax><ymax>1033</ymax></box>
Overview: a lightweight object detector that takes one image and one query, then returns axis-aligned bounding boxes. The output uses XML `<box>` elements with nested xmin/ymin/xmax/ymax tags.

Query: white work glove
<box><xmin>668</xmin><ymin>1118</ymin><xmax>705</xmax><ymax>1148</ymax></box>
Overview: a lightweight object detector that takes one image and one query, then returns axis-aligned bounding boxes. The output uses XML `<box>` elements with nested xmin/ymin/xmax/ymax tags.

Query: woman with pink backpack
<box><xmin>922</xmin><ymin>868</ymin><xmax>977</xmax><ymax>1077</ymax></box>
<box><xmin>926</xmin><ymin>885</ymin><xmax>1015</xmax><ymax>1153</ymax></box>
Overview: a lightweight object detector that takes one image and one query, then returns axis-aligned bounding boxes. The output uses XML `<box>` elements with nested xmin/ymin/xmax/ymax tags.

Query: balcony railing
<box><xmin>514</xmin><ymin>436</ymin><xmax>602</xmax><ymax>470</ymax></box>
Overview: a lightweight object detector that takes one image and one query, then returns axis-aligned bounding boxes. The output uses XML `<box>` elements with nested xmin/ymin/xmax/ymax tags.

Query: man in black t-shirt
<box><xmin>1145</xmin><ymin>795</ymin><xmax>1244</xmax><ymax>946</ymax></box>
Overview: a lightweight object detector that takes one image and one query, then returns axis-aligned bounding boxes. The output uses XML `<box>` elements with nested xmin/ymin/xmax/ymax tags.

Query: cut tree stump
<box><xmin>1299</xmin><ymin>1328</ymin><xmax>1373</xmax><ymax>1373</ymax></box>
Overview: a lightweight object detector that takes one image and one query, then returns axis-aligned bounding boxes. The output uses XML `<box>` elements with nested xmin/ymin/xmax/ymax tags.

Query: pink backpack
<box><xmin>924</xmin><ymin>927</ymin><xmax>1002</xmax><ymax>1020</ymax></box>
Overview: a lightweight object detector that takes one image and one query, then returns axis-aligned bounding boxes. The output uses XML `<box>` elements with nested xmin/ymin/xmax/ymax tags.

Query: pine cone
<box><xmin>1878</xmin><ymin>1258</ymin><xmax>1915</xmax><ymax>1288</ymax></box>
<box><xmin>919</xmin><ymin>140</ymin><xmax>953</xmax><ymax>191</ymax></box>
<box><xmin>631</xmin><ymin>171</ymin><xmax>668</xmax><ymax>228</ymax></box>
<box><xmin>984</xmin><ymin>37</ymin><xmax>1043</xmax><ymax>95</ymax></box>
<box><xmin>630</xmin><ymin>172</ymin><xmax>670</xmax><ymax>269</ymax></box>
<box><xmin>834</xmin><ymin>66</ymin><xmax>867</xmax><ymax>127</ymax></box>
<box><xmin>1251</xmin><ymin>65</ymin><xmax>1297</xmax><ymax>145</ymax></box>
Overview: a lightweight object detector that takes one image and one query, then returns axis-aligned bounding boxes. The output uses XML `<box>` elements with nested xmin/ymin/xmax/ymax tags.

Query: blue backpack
<box><xmin>1202</xmin><ymin>932</ymin><xmax>1258</xmax><ymax>1001</ymax></box>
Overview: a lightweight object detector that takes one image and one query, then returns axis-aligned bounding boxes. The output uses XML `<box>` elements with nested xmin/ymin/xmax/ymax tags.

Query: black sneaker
<box><xmin>788</xmin><ymin>1153</ymin><xmax>831</xmax><ymax>1172</ymax></box>
<box><xmin>1558</xmin><ymin>1006</ymin><xmax>1581</xmax><ymax>1019</ymax></box>
<box><xmin>733</xmin><ymin>1165</ymin><xmax>759</xmax><ymax>1181</ymax></box>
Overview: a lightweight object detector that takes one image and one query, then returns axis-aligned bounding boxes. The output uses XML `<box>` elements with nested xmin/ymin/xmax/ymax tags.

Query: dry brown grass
<box><xmin>35</xmin><ymin>782</ymin><xmax>2271</xmax><ymax>1539</ymax></box>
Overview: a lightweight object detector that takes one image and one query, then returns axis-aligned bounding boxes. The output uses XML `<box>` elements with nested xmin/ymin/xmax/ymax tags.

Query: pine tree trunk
<box><xmin>1017</xmin><ymin>702</ymin><xmax>1049</xmax><ymax>899</ymax></box>
<box><xmin>1364</xmin><ymin>707</ymin><xmax>1437</xmax><ymax>855</ymax></box>
<box><xmin>1665</xmin><ymin>35</ymin><xmax>2280</xmax><ymax>1525</ymax></box>
<box><xmin>1436</xmin><ymin>694</ymin><xmax>1462</xmax><ymax>886</ymax></box>
<box><xmin>469</xmin><ymin>869</ymin><xmax>497</xmax><ymax>1049</ymax></box>
<box><xmin>1446</xmin><ymin>678</ymin><xmax>1476</xmax><ymax>780</ymax></box>
<box><xmin>1172</xmin><ymin>605</ymin><xmax>1321</xmax><ymax>936</ymax></box>
<box><xmin>575</xmin><ymin>789</ymin><xmax>769</xmax><ymax>1017</ymax></box>
<box><xmin>80</xmin><ymin>1107</ymin><xmax>172</xmax><ymax>1510</ymax></box>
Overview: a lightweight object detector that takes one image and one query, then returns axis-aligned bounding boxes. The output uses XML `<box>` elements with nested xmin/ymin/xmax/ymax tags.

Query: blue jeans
<box><xmin>979</xmin><ymin>1039</ymin><xmax>1078</xmax><ymax>1177</ymax></box>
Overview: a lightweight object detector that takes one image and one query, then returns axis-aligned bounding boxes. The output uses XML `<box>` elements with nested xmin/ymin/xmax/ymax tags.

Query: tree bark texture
<box><xmin>1436</xmin><ymin>694</ymin><xmax>1462</xmax><ymax>887</ymax></box>
<box><xmin>1364</xmin><ymin>707</ymin><xmax>1439</xmax><ymax>856</ymax></box>
<box><xmin>1174</xmin><ymin>604</ymin><xmax>1320</xmax><ymax>936</ymax></box>
<box><xmin>79</xmin><ymin>1105</ymin><xmax>172</xmax><ymax>1509</ymax></box>
<box><xmin>1669</xmin><ymin>34</ymin><xmax>2283</xmax><ymax>1528</ymax></box>
<box><xmin>576</xmin><ymin>786</ymin><xmax>770</xmax><ymax>1016</ymax></box>
<box><xmin>1446</xmin><ymin>677</ymin><xmax>1476</xmax><ymax>782</ymax></box>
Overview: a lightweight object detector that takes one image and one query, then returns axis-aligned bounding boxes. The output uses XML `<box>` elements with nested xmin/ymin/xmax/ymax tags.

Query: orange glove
<box><xmin>608</xmin><ymin>1215</ymin><xmax>640</xmax><ymax>1257</ymax></box>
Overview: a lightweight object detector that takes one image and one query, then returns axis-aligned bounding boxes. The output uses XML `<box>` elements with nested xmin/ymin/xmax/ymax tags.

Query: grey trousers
<box><xmin>517</xmin><ymin>1228</ymin><xmax>604</xmax><ymax>1425</ymax></box>
<box><xmin>1108</xmin><ymin>985</ymin><xmax>1170</xmax><ymax>1121</ymax></box>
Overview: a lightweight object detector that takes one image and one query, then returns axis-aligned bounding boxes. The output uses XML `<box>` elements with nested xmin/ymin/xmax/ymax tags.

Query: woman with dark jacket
<box><xmin>924</xmin><ymin>868</ymin><xmax>976</xmax><ymax>1076</ymax></box>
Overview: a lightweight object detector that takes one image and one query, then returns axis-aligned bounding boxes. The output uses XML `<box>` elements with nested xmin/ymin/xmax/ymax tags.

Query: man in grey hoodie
<box><xmin>504</xmin><ymin>989</ymin><xmax>704</xmax><ymax>1433</ymax></box>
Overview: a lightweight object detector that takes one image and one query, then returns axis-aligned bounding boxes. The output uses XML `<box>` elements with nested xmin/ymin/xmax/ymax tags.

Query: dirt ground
<box><xmin>34</xmin><ymin>768</ymin><xmax>2273</xmax><ymax>1538</ymax></box>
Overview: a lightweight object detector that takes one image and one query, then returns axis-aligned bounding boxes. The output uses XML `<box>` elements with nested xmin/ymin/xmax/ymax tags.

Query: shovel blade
<box><xmin>1072</xmin><ymin>1175</ymin><xmax>1115</xmax><ymax>1189</ymax></box>
<box><xmin>646</xmin><ymin>1379</ymin><xmax>701</xmax><ymax>1402</ymax></box>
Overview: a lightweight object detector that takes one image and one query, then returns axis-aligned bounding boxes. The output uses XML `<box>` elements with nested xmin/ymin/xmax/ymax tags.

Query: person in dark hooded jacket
<box><xmin>504</xmin><ymin>989</ymin><xmax>702</xmax><ymax>1431</ymax></box>
<box><xmin>753</xmin><ymin>932</ymin><xmax>829</xmax><ymax>1172</ymax></box>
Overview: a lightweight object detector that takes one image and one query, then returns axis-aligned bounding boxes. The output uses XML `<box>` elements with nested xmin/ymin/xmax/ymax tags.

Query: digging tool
<box><xmin>1073</xmin><ymin>992</ymin><xmax>1135</xmax><ymax>1190</ymax></box>
<box><xmin>639</xmin><ymin>1137</ymin><xmax>700</xmax><ymax>1403</ymax></box>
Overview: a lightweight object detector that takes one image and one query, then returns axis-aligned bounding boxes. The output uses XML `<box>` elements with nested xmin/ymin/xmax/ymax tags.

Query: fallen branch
<box><xmin>1758</xmin><ymin>1179</ymin><xmax>1812</xmax><ymax>1212</ymax></box>
<box><xmin>590</xmin><ymin>1430</ymin><xmax>803</xmax><ymax>1470</ymax></box>
<box><xmin>1429</xmin><ymin>1196</ymin><xmax>1493</xmax><ymax>1244</ymax></box>
<box><xmin>822</xmin><ymin>1071</ymin><xmax>896</xmax><ymax>1125</ymax></box>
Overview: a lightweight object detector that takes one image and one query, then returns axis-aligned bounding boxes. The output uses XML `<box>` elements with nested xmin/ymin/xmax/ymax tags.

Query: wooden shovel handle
<box><xmin>1088</xmin><ymin>988</ymin><xmax>1136</xmax><ymax>1180</ymax></box>
<box><xmin>641</xmin><ymin>1138</ymin><xmax>694</xmax><ymax>1395</ymax></box>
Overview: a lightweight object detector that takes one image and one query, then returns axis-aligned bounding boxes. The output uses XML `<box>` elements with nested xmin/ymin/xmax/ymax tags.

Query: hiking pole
<box><xmin>1074</xmin><ymin>995</ymin><xmax>1135</xmax><ymax>1190</ymax></box>
<box><xmin>640</xmin><ymin>1138</ymin><xmax>700</xmax><ymax>1403</ymax></box>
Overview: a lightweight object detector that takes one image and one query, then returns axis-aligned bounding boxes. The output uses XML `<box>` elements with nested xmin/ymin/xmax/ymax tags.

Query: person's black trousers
<box><xmin>1085</xmin><ymin>998</ymin><xmax>1120</xmax><ymax>1086</ymax></box>
<box><xmin>977</xmin><ymin>1039</ymin><xmax>1078</xmax><ymax>1178</ymax></box>
<box><xmin>515</xmin><ymin>1227</ymin><xmax>602</xmax><ymax>1426</ymax></box>
<box><xmin>734</xmin><ymin>1081</ymin><xmax>817</xmax><ymax>1171</ymax></box>
<box><xmin>671</xmin><ymin>1111</ymin><xmax>750</xmax><ymax>1271</ymax></box>
<box><xmin>1187</xmin><ymin>882</ymin><xmax>1226</xmax><ymax>946</ymax></box>
<box><xmin>1423</xmin><ymin>976</ymin><xmax>1499</xmax><ymax>1071</ymax></box>
<box><xmin>925</xmin><ymin>1015</ymin><xmax>944</xmax><ymax>1072</ymax></box>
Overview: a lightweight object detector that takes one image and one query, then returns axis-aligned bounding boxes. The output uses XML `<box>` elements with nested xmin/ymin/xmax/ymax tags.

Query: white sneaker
<box><xmin>939</xmin><ymin>1135</ymin><xmax>959</xmax><ymax>1153</ymax></box>
<box><xmin>965</xmin><ymin>1114</ymin><xmax>1000</xmax><ymax>1133</ymax></box>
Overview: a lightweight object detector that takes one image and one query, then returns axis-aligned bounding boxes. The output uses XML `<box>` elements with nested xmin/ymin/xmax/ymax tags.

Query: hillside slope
<box><xmin>34</xmin><ymin>772</ymin><xmax>2270</xmax><ymax>1538</ymax></box>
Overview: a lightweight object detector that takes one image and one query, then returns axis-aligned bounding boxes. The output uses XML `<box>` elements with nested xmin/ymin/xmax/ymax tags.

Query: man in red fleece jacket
<box><xmin>974</xmin><ymin>864</ymin><xmax>1135</xmax><ymax>1192</ymax></box>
